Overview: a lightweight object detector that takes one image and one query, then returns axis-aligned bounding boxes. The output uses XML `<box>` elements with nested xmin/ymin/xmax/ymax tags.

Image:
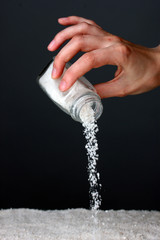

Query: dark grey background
<box><xmin>0</xmin><ymin>0</ymin><xmax>160</xmax><ymax>210</ymax></box>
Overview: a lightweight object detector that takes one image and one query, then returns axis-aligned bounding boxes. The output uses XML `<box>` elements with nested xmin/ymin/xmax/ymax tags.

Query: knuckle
<box><xmin>89</xmin><ymin>19</ymin><xmax>96</xmax><ymax>25</ymax></box>
<box><xmin>54</xmin><ymin>53</ymin><xmax>67</xmax><ymax>67</ymax></box>
<box><xmin>54</xmin><ymin>54</ymin><xmax>60</xmax><ymax>64</ymax></box>
<box><xmin>80</xmin><ymin>22</ymin><xmax>90</xmax><ymax>31</ymax></box>
<box><xmin>83</xmin><ymin>53</ymin><xmax>95</xmax><ymax>67</ymax></box>
<box><xmin>54</xmin><ymin>32</ymin><xmax>63</xmax><ymax>42</ymax></box>
<box><xmin>72</xmin><ymin>35</ymin><xmax>84</xmax><ymax>45</ymax></box>
<box><xmin>116</xmin><ymin>43</ymin><xmax>131</xmax><ymax>63</ymax></box>
<box><xmin>105</xmin><ymin>35</ymin><xmax>121</xmax><ymax>42</ymax></box>
<box><xmin>112</xmin><ymin>35</ymin><xmax>121</xmax><ymax>42</ymax></box>
<box><xmin>53</xmin><ymin>55</ymin><xmax>58</xmax><ymax>67</ymax></box>
<box><xmin>55</xmin><ymin>53</ymin><xmax>65</xmax><ymax>64</ymax></box>
<box><xmin>64</xmin><ymin>68</ymin><xmax>74</xmax><ymax>82</ymax></box>
<box><xmin>118</xmin><ymin>88</ymin><xmax>128</xmax><ymax>97</ymax></box>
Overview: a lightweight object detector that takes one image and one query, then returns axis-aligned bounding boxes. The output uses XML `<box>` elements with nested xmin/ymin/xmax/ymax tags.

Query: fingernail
<box><xmin>52</xmin><ymin>67</ymin><xmax>57</xmax><ymax>78</ymax></box>
<box><xmin>59</xmin><ymin>80</ymin><xmax>67</xmax><ymax>91</ymax></box>
<box><xmin>47</xmin><ymin>40</ymin><xmax>55</xmax><ymax>50</ymax></box>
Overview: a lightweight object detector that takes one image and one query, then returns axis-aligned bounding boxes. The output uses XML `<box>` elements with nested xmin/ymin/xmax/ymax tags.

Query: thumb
<box><xmin>94</xmin><ymin>76</ymin><xmax>124</xmax><ymax>99</ymax></box>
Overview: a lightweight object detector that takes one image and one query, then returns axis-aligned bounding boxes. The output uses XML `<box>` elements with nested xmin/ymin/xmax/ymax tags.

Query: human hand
<box><xmin>47</xmin><ymin>16</ymin><xmax>160</xmax><ymax>99</ymax></box>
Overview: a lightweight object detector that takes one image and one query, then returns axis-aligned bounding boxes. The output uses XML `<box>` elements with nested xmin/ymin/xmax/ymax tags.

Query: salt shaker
<box><xmin>37</xmin><ymin>57</ymin><xmax>103</xmax><ymax>123</ymax></box>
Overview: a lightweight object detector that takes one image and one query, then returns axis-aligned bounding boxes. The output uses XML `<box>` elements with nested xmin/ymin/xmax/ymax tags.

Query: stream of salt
<box><xmin>80</xmin><ymin>104</ymin><xmax>102</xmax><ymax>211</ymax></box>
<box><xmin>80</xmin><ymin>104</ymin><xmax>102</xmax><ymax>239</ymax></box>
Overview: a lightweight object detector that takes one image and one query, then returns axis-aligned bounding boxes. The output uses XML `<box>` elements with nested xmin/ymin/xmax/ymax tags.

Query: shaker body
<box><xmin>37</xmin><ymin>57</ymin><xmax>103</xmax><ymax>123</ymax></box>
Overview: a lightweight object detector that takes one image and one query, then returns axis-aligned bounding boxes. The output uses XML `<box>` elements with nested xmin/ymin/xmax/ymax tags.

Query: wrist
<box><xmin>150</xmin><ymin>45</ymin><xmax>160</xmax><ymax>87</ymax></box>
<box><xmin>155</xmin><ymin>46</ymin><xmax>160</xmax><ymax>86</ymax></box>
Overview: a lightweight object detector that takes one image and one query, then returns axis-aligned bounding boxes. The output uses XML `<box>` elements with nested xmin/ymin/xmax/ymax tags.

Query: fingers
<box><xmin>47</xmin><ymin>22</ymin><xmax>106</xmax><ymax>51</ymax></box>
<box><xmin>58</xmin><ymin>46</ymin><xmax>119</xmax><ymax>91</ymax></box>
<box><xmin>52</xmin><ymin>35</ymin><xmax>108</xmax><ymax>78</ymax></box>
<box><xmin>58</xmin><ymin>15</ymin><xmax>102</xmax><ymax>29</ymax></box>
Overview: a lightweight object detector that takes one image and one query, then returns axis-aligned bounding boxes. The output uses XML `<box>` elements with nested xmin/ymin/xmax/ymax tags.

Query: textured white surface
<box><xmin>0</xmin><ymin>208</ymin><xmax>160</xmax><ymax>240</ymax></box>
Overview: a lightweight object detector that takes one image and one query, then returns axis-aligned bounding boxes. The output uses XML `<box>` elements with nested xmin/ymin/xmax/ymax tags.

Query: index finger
<box><xmin>59</xmin><ymin>46</ymin><xmax>118</xmax><ymax>91</ymax></box>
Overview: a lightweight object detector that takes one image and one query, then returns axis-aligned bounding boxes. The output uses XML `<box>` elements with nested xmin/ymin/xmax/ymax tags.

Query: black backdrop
<box><xmin>0</xmin><ymin>0</ymin><xmax>160</xmax><ymax>211</ymax></box>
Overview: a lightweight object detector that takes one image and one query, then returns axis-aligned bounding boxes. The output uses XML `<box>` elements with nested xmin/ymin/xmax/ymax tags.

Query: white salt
<box><xmin>80</xmin><ymin>103</ymin><xmax>102</xmax><ymax>211</ymax></box>
<box><xmin>1</xmin><ymin>208</ymin><xmax>159</xmax><ymax>240</ymax></box>
<box><xmin>39</xmin><ymin>61</ymin><xmax>94</xmax><ymax>114</ymax></box>
<box><xmin>39</xmin><ymin>60</ymin><xmax>102</xmax><ymax>211</ymax></box>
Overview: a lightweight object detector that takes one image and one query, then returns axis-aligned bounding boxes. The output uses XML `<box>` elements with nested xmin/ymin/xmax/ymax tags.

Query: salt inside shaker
<box><xmin>37</xmin><ymin>57</ymin><xmax>103</xmax><ymax>123</ymax></box>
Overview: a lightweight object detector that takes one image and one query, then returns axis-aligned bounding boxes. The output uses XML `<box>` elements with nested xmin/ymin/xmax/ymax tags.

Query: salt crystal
<box><xmin>80</xmin><ymin>103</ymin><xmax>102</xmax><ymax>211</ymax></box>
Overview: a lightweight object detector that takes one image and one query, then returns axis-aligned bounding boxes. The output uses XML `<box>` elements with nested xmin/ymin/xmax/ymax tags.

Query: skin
<box><xmin>47</xmin><ymin>16</ymin><xmax>160</xmax><ymax>99</ymax></box>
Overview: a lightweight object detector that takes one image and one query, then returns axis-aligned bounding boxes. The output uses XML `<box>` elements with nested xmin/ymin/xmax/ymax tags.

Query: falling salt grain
<box><xmin>80</xmin><ymin>103</ymin><xmax>102</xmax><ymax>211</ymax></box>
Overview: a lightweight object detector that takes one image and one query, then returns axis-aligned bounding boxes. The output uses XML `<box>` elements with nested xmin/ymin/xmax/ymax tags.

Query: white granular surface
<box><xmin>80</xmin><ymin>104</ymin><xmax>101</xmax><ymax>210</ymax></box>
<box><xmin>0</xmin><ymin>208</ymin><xmax>159</xmax><ymax>240</ymax></box>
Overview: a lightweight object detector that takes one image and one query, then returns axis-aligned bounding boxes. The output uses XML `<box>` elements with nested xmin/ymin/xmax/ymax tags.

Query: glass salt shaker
<box><xmin>37</xmin><ymin>56</ymin><xmax>103</xmax><ymax>123</ymax></box>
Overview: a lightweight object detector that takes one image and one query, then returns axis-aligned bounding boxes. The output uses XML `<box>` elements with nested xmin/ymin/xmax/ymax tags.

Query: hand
<box><xmin>47</xmin><ymin>16</ymin><xmax>160</xmax><ymax>99</ymax></box>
